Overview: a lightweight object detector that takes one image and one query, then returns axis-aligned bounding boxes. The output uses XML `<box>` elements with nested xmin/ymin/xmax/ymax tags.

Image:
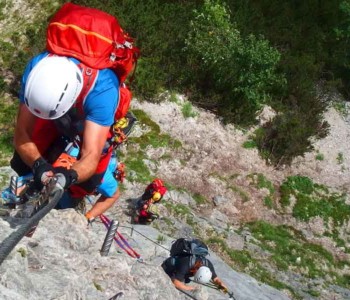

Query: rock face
<box><xmin>0</xmin><ymin>209</ymin><xmax>291</xmax><ymax>300</ymax></box>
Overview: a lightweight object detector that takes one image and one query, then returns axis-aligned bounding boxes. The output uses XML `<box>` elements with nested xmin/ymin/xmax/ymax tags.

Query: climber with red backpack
<box><xmin>132</xmin><ymin>178</ymin><xmax>167</xmax><ymax>224</ymax></box>
<box><xmin>10</xmin><ymin>2</ymin><xmax>139</xmax><ymax>221</ymax></box>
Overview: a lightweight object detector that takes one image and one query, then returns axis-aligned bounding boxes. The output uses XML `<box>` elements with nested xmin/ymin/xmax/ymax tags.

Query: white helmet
<box><xmin>194</xmin><ymin>266</ymin><xmax>212</xmax><ymax>284</ymax></box>
<box><xmin>24</xmin><ymin>56</ymin><xmax>83</xmax><ymax>120</ymax></box>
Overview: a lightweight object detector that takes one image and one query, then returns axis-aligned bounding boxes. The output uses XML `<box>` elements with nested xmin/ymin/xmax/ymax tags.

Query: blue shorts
<box><xmin>96</xmin><ymin>154</ymin><xmax>119</xmax><ymax>197</ymax></box>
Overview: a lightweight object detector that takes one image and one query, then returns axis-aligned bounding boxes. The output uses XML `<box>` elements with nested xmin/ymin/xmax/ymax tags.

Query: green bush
<box><xmin>242</xmin><ymin>137</ymin><xmax>257</xmax><ymax>149</ymax></box>
<box><xmin>181</xmin><ymin>102</ymin><xmax>198</xmax><ymax>118</ymax></box>
<box><xmin>104</xmin><ymin>0</ymin><xmax>198</xmax><ymax>98</ymax></box>
<box><xmin>279</xmin><ymin>176</ymin><xmax>314</xmax><ymax>207</ymax></box>
<box><xmin>281</xmin><ymin>176</ymin><xmax>314</xmax><ymax>195</ymax></box>
<box><xmin>254</xmin><ymin>111</ymin><xmax>329</xmax><ymax>166</ymax></box>
<box><xmin>185</xmin><ymin>0</ymin><xmax>285</xmax><ymax>126</ymax></box>
<box><xmin>2</xmin><ymin>0</ymin><xmax>347</xmax><ymax>167</ymax></box>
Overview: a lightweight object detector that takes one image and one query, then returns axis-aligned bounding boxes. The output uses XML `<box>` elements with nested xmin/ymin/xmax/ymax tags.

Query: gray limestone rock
<box><xmin>0</xmin><ymin>209</ymin><xmax>292</xmax><ymax>300</ymax></box>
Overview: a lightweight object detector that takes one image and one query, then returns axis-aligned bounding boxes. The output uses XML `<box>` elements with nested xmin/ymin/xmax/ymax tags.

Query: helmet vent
<box><xmin>58</xmin><ymin>92</ymin><xmax>65</xmax><ymax>102</ymax></box>
<box><xmin>76</xmin><ymin>72</ymin><xmax>82</xmax><ymax>83</ymax></box>
<box><xmin>49</xmin><ymin>109</ymin><xmax>57</xmax><ymax>118</ymax></box>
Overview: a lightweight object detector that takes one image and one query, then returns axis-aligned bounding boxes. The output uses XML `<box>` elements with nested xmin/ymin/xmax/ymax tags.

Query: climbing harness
<box><xmin>107</xmin><ymin>112</ymin><xmax>137</xmax><ymax>150</ymax></box>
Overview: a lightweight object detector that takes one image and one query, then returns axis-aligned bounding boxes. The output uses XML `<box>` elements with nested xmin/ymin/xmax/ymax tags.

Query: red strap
<box><xmin>73</xmin><ymin>64</ymin><xmax>99</xmax><ymax>117</ymax></box>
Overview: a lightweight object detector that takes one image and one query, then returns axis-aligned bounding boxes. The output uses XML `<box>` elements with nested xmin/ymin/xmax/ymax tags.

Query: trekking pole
<box><xmin>100</xmin><ymin>220</ymin><xmax>119</xmax><ymax>257</ymax></box>
<box><xmin>0</xmin><ymin>179</ymin><xmax>63</xmax><ymax>266</ymax></box>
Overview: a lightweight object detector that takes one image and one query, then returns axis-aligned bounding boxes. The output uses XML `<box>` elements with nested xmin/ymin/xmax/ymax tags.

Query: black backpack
<box><xmin>170</xmin><ymin>238</ymin><xmax>209</xmax><ymax>258</ymax></box>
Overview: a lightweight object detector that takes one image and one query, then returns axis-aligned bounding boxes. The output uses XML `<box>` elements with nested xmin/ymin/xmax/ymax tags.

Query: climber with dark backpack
<box><xmin>10</xmin><ymin>2</ymin><xmax>140</xmax><ymax>223</ymax></box>
<box><xmin>161</xmin><ymin>238</ymin><xmax>229</xmax><ymax>294</ymax></box>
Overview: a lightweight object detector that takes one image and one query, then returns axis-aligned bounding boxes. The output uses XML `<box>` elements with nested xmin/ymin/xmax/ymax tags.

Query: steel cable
<box><xmin>0</xmin><ymin>182</ymin><xmax>63</xmax><ymax>266</ymax></box>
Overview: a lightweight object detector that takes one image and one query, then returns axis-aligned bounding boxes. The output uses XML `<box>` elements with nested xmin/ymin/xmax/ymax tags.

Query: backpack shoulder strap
<box><xmin>190</xmin><ymin>255</ymin><xmax>196</xmax><ymax>269</ymax></box>
<box><xmin>201</xmin><ymin>257</ymin><xmax>209</xmax><ymax>267</ymax></box>
<box><xmin>74</xmin><ymin>63</ymin><xmax>99</xmax><ymax>116</ymax></box>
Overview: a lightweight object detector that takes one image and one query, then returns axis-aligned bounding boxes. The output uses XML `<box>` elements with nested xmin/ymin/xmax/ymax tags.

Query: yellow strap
<box><xmin>49</xmin><ymin>22</ymin><xmax>113</xmax><ymax>44</ymax></box>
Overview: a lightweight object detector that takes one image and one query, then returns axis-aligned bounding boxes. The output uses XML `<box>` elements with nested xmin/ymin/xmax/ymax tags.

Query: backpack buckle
<box><xmin>124</xmin><ymin>41</ymin><xmax>132</xmax><ymax>49</ymax></box>
<box><xmin>110</xmin><ymin>53</ymin><xmax>117</xmax><ymax>62</ymax></box>
<box><xmin>85</xmin><ymin>68</ymin><xmax>92</xmax><ymax>76</ymax></box>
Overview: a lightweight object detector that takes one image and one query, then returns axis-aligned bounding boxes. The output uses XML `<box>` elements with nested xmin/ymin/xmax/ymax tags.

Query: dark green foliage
<box><xmin>0</xmin><ymin>76</ymin><xmax>7</xmax><ymax>92</ymax></box>
<box><xmin>0</xmin><ymin>1</ymin><xmax>5</xmax><ymax>21</ymax></box>
<box><xmin>1</xmin><ymin>14</ymin><xmax>48</xmax><ymax>97</ymax></box>
<box><xmin>0</xmin><ymin>100</ymin><xmax>17</xmax><ymax>157</ymax></box>
<box><xmin>4</xmin><ymin>0</ymin><xmax>350</xmax><ymax>166</ymax></box>
<box><xmin>254</xmin><ymin>110</ymin><xmax>329</xmax><ymax>166</ymax></box>
<box><xmin>78</xmin><ymin>0</ymin><xmax>199</xmax><ymax>97</ymax></box>
<box><xmin>0</xmin><ymin>132</ymin><xmax>14</xmax><ymax>156</ymax></box>
<box><xmin>224</xmin><ymin>0</ymin><xmax>343</xmax><ymax>164</ymax></box>
<box><xmin>185</xmin><ymin>1</ymin><xmax>285</xmax><ymax>126</ymax></box>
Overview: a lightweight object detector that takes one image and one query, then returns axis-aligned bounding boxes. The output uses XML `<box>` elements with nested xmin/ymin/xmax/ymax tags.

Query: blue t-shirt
<box><xmin>19</xmin><ymin>51</ymin><xmax>119</xmax><ymax>127</ymax></box>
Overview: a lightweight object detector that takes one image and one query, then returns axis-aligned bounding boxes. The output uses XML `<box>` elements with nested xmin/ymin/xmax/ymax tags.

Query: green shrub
<box><xmin>282</xmin><ymin>176</ymin><xmax>314</xmax><ymax>195</ymax></box>
<box><xmin>263</xmin><ymin>196</ymin><xmax>273</xmax><ymax>209</ymax></box>
<box><xmin>193</xmin><ymin>193</ymin><xmax>207</xmax><ymax>205</ymax></box>
<box><xmin>106</xmin><ymin>0</ymin><xmax>197</xmax><ymax>98</ymax></box>
<box><xmin>130</xmin><ymin>109</ymin><xmax>182</xmax><ymax>149</ymax></box>
<box><xmin>185</xmin><ymin>0</ymin><xmax>285</xmax><ymax>126</ymax></box>
<box><xmin>256</xmin><ymin>173</ymin><xmax>275</xmax><ymax>194</ymax></box>
<box><xmin>315</xmin><ymin>153</ymin><xmax>324</xmax><ymax>161</ymax></box>
<box><xmin>0</xmin><ymin>1</ymin><xmax>6</xmax><ymax>21</ymax></box>
<box><xmin>124</xmin><ymin>154</ymin><xmax>152</xmax><ymax>184</ymax></box>
<box><xmin>337</xmin><ymin>152</ymin><xmax>344</xmax><ymax>164</ymax></box>
<box><xmin>242</xmin><ymin>139</ymin><xmax>257</xmax><ymax>149</ymax></box>
<box><xmin>181</xmin><ymin>102</ymin><xmax>198</xmax><ymax>118</ymax></box>
<box><xmin>280</xmin><ymin>176</ymin><xmax>314</xmax><ymax>207</ymax></box>
<box><xmin>254</xmin><ymin>112</ymin><xmax>329</xmax><ymax>166</ymax></box>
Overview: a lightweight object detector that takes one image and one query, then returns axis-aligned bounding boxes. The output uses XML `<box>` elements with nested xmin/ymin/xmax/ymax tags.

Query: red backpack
<box><xmin>146</xmin><ymin>178</ymin><xmax>167</xmax><ymax>196</ymax></box>
<box><xmin>46</xmin><ymin>2</ymin><xmax>140</xmax><ymax>120</ymax></box>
